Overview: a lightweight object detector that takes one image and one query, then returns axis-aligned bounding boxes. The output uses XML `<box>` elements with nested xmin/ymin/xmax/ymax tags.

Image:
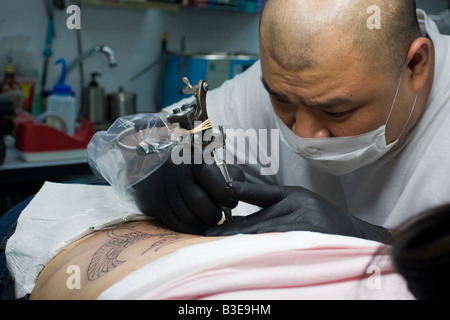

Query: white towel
<box><xmin>5</xmin><ymin>182</ymin><xmax>146</xmax><ymax>298</ymax></box>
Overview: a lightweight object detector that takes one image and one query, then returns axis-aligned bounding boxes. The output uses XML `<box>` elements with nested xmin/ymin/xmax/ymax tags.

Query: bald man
<box><xmin>135</xmin><ymin>0</ymin><xmax>449</xmax><ymax>242</ymax></box>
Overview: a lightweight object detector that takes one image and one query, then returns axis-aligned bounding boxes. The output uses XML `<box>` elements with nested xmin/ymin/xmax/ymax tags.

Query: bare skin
<box><xmin>30</xmin><ymin>221</ymin><xmax>223</xmax><ymax>300</ymax></box>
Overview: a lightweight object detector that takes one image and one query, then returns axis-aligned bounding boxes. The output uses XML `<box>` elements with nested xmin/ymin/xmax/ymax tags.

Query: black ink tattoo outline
<box><xmin>87</xmin><ymin>226</ymin><xmax>188</xmax><ymax>281</ymax></box>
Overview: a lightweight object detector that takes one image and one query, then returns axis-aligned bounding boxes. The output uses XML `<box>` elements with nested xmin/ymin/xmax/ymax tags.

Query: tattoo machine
<box><xmin>87</xmin><ymin>77</ymin><xmax>233</xmax><ymax>222</ymax></box>
<box><xmin>168</xmin><ymin>77</ymin><xmax>233</xmax><ymax>222</ymax></box>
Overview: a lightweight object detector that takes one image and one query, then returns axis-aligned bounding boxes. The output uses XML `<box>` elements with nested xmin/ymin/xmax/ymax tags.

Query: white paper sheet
<box><xmin>5</xmin><ymin>182</ymin><xmax>146</xmax><ymax>298</ymax></box>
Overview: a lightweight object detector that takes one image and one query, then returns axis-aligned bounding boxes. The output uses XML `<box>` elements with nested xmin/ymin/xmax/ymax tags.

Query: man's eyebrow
<box><xmin>260</xmin><ymin>77</ymin><xmax>290</xmax><ymax>102</ymax></box>
<box><xmin>307</xmin><ymin>97</ymin><xmax>353</xmax><ymax>110</ymax></box>
<box><xmin>260</xmin><ymin>76</ymin><xmax>352</xmax><ymax>109</ymax></box>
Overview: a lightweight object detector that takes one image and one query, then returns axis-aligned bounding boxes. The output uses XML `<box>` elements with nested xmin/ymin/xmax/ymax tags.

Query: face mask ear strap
<box><xmin>385</xmin><ymin>69</ymin><xmax>405</xmax><ymax>126</ymax></box>
<box><xmin>396</xmin><ymin>93</ymin><xmax>419</xmax><ymax>142</ymax></box>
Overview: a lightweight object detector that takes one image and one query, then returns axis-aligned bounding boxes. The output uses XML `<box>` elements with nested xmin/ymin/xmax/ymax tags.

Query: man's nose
<box><xmin>291</xmin><ymin>107</ymin><xmax>332</xmax><ymax>138</ymax></box>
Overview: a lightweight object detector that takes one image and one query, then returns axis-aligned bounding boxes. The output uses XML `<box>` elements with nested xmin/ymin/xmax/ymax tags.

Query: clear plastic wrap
<box><xmin>87</xmin><ymin>113</ymin><xmax>182</xmax><ymax>195</ymax></box>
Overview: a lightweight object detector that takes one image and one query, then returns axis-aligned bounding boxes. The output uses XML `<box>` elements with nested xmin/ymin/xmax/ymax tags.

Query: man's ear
<box><xmin>406</xmin><ymin>37</ymin><xmax>432</xmax><ymax>94</ymax></box>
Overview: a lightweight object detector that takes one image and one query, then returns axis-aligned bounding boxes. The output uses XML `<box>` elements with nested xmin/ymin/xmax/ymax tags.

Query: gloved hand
<box><xmin>205</xmin><ymin>181</ymin><xmax>392</xmax><ymax>243</ymax></box>
<box><xmin>134</xmin><ymin>158</ymin><xmax>245</xmax><ymax>234</ymax></box>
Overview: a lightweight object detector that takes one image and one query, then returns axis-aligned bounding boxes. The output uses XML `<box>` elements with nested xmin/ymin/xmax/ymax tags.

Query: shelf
<box><xmin>0</xmin><ymin>145</ymin><xmax>92</xmax><ymax>185</ymax></box>
<box><xmin>0</xmin><ymin>144</ymin><xmax>87</xmax><ymax>172</ymax></box>
<box><xmin>72</xmin><ymin>0</ymin><xmax>263</xmax><ymax>13</ymax></box>
<box><xmin>73</xmin><ymin>0</ymin><xmax>181</xmax><ymax>11</ymax></box>
<box><xmin>182</xmin><ymin>0</ymin><xmax>263</xmax><ymax>13</ymax></box>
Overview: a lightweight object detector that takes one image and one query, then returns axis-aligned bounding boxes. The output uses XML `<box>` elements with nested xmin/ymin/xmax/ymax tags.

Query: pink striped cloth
<box><xmin>98</xmin><ymin>232</ymin><xmax>414</xmax><ymax>300</ymax></box>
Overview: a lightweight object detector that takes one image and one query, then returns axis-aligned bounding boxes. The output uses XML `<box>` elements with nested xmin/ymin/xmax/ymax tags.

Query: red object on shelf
<box><xmin>15</xmin><ymin>119</ymin><xmax>94</xmax><ymax>153</ymax></box>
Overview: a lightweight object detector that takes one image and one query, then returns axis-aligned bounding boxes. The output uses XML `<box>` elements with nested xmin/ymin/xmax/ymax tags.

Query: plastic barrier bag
<box><xmin>87</xmin><ymin>113</ymin><xmax>182</xmax><ymax>195</ymax></box>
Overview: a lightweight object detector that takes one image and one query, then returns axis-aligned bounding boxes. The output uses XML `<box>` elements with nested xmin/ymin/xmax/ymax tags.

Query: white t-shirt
<box><xmin>165</xmin><ymin>10</ymin><xmax>450</xmax><ymax>229</ymax></box>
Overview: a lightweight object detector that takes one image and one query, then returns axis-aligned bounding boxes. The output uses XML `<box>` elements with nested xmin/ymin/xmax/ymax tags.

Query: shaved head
<box><xmin>260</xmin><ymin>0</ymin><xmax>422</xmax><ymax>77</ymax></box>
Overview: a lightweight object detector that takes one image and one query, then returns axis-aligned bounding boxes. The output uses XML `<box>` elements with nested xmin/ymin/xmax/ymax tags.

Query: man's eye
<box><xmin>323</xmin><ymin>110</ymin><xmax>353</xmax><ymax>118</ymax></box>
<box><xmin>324</xmin><ymin>111</ymin><xmax>345</xmax><ymax>117</ymax></box>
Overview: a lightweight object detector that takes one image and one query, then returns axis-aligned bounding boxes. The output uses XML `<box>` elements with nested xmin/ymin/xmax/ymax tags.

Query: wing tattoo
<box><xmin>87</xmin><ymin>228</ymin><xmax>186</xmax><ymax>281</ymax></box>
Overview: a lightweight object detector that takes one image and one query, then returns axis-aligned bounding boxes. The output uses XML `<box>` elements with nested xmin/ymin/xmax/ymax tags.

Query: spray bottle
<box><xmin>47</xmin><ymin>58</ymin><xmax>76</xmax><ymax>135</ymax></box>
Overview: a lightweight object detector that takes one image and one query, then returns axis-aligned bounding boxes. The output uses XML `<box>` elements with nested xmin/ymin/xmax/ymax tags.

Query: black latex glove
<box><xmin>206</xmin><ymin>181</ymin><xmax>392</xmax><ymax>243</ymax></box>
<box><xmin>134</xmin><ymin>158</ymin><xmax>245</xmax><ymax>234</ymax></box>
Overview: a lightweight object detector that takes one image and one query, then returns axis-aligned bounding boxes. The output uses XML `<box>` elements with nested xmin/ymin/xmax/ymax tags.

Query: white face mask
<box><xmin>276</xmin><ymin>72</ymin><xmax>418</xmax><ymax>176</ymax></box>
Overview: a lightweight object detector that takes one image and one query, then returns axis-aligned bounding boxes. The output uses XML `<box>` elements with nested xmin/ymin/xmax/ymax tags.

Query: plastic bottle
<box><xmin>0</xmin><ymin>52</ymin><xmax>25</xmax><ymax>110</ymax></box>
<box><xmin>47</xmin><ymin>58</ymin><xmax>76</xmax><ymax>135</ymax></box>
